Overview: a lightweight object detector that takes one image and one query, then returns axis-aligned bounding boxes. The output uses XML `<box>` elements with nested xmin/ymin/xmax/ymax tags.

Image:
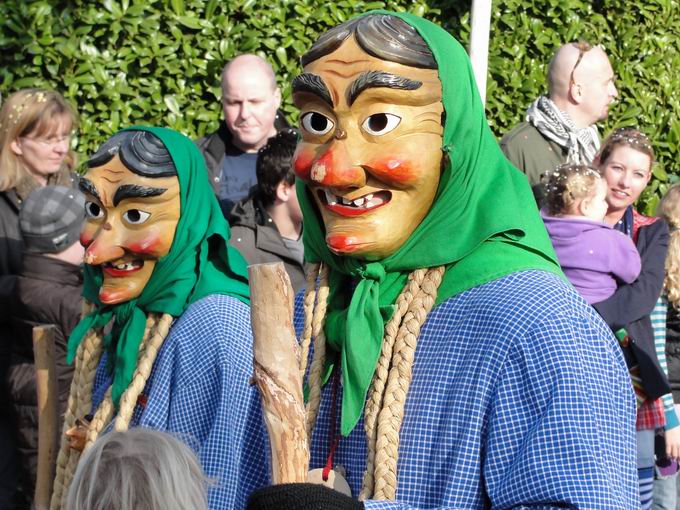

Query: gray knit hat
<box><xmin>20</xmin><ymin>185</ymin><xmax>86</xmax><ymax>254</ymax></box>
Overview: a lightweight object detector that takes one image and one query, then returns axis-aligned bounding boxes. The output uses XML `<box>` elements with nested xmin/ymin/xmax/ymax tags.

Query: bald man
<box><xmin>501</xmin><ymin>42</ymin><xmax>618</xmax><ymax>201</ymax></box>
<box><xmin>197</xmin><ymin>54</ymin><xmax>290</xmax><ymax>218</ymax></box>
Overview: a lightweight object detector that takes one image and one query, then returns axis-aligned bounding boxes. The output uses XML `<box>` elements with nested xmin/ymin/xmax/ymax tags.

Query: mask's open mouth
<box><xmin>317</xmin><ymin>189</ymin><xmax>391</xmax><ymax>217</ymax></box>
<box><xmin>102</xmin><ymin>260</ymin><xmax>144</xmax><ymax>277</ymax></box>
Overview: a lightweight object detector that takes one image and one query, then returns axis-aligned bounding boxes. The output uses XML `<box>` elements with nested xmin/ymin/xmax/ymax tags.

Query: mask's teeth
<box><xmin>324</xmin><ymin>189</ymin><xmax>337</xmax><ymax>206</ymax></box>
<box><xmin>365</xmin><ymin>193</ymin><xmax>374</xmax><ymax>201</ymax></box>
<box><xmin>341</xmin><ymin>196</ymin><xmax>352</xmax><ymax>205</ymax></box>
<box><xmin>353</xmin><ymin>197</ymin><xmax>365</xmax><ymax>207</ymax></box>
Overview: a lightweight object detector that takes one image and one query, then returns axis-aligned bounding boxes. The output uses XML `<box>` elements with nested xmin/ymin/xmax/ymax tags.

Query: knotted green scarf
<box><xmin>298</xmin><ymin>11</ymin><xmax>563</xmax><ymax>436</ymax></box>
<box><xmin>67</xmin><ymin>126</ymin><xmax>250</xmax><ymax>407</ymax></box>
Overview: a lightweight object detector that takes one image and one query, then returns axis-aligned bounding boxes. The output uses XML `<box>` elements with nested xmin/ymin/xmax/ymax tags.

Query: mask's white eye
<box><xmin>122</xmin><ymin>209</ymin><xmax>151</xmax><ymax>225</ymax></box>
<box><xmin>300</xmin><ymin>112</ymin><xmax>334</xmax><ymax>136</ymax></box>
<box><xmin>85</xmin><ymin>201</ymin><xmax>104</xmax><ymax>220</ymax></box>
<box><xmin>361</xmin><ymin>113</ymin><xmax>401</xmax><ymax>136</ymax></box>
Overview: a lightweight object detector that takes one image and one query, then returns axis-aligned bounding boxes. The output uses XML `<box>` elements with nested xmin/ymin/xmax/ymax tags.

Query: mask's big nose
<box><xmin>309</xmin><ymin>145</ymin><xmax>366</xmax><ymax>189</ymax></box>
<box><xmin>83</xmin><ymin>225</ymin><xmax>125</xmax><ymax>265</ymax></box>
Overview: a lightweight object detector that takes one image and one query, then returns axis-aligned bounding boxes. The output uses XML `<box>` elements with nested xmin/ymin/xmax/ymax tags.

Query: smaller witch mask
<box><xmin>79</xmin><ymin>131</ymin><xmax>181</xmax><ymax>305</ymax></box>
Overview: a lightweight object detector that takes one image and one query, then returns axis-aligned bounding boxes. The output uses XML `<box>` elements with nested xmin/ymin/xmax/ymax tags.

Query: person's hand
<box><xmin>247</xmin><ymin>483</ymin><xmax>363</xmax><ymax>510</ymax></box>
<box><xmin>666</xmin><ymin>426</ymin><xmax>680</xmax><ymax>460</ymax></box>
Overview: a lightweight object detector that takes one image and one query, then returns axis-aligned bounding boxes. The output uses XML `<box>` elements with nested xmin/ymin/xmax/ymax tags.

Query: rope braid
<box><xmin>304</xmin><ymin>264</ymin><xmax>330</xmax><ymax>443</ymax></box>
<box><xmin>50</xmin><ymin>323</ymin><xmax>104</xmax><ymax>510</ymax></box>
<box><xmin>300</xmin><ymin>265</ymin><xmax>445</xmax><ymax>500</ymax></box>
<box><xmin>371</xmin><ymin>266</ymin><xmax>444</xmax><ymax>500</ymax></box>
<box><xmin>299</xmin><ymin>263</ymin><xmax>322</xmax><ymax>378</ymax></box>
<box><xmin>114</xmin><ymin>313</ymin><xmax>173</xmax><ymax>430</ymax></box>
<box><xmin>50</xmin><ymin>311</ymin><xmax>173</xmax><ymax>509</ymax></box>
<box><xmin>85</xmin><ymin>314</ymin><xmax>159</xmax><ymax>445</ymax></box>
<box><xmin>359</xmin><ymin>268</ymin><xmax>427</xmax><ymax>500</ymax></box>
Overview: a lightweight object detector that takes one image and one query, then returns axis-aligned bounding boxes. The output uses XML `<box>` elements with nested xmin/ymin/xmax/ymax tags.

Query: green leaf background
<box><xmin>1</xmin><ymin>0</ymin><xmax>679</xmax><ymax>213</ymax></box>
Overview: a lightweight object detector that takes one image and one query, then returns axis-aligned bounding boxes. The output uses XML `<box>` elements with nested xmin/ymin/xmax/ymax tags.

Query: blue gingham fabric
<box><xmin>93</xmin><ymin>270</ymin><xmax>639</xmax><ymax>509</ymax></box>
<box><xmin>302</xmin><ymin>270</ymin><xmax>638</xmax><ymax>509</ymax></box>
<box><xmin>92</xmin><ymin>295</ymin><xmax>269</xmax><ymax>510</ymax></box>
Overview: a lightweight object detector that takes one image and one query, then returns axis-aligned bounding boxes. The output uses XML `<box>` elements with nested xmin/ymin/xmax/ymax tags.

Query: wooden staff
<box><xmin>33</xmin><ymin>324</ymin><xmax>59</xmax><ymax>510</ymax></box>
<box><xmin>249</xmin><ymin>263</ymin><xmax>309</xmax><ymax>484</ymax></box>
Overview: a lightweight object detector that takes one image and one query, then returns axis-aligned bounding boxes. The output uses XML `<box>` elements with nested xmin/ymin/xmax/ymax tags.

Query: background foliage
<box><xmin>1</xmin><ymin>0</ymin><xmax>679</xmax><ymax>212</ymax></box>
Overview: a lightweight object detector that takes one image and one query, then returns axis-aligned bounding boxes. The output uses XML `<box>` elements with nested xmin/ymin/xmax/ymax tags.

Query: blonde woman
<box><xmin>654</xmin><ymin>183</ymin><xmax>680</xmax><ymax>508</ymax></box>
<box><xmin>0</xmin><ymin>88</ymin><xmax>77</xmax><ymax>279</ymax></box>
<box><xmin>0</xmin><ymin>88</ymin><xmax>77</xmax><ymax>508</ymax></box>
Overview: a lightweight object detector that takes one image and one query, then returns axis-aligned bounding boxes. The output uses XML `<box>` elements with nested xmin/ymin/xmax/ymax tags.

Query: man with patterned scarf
<box><xmin>501</xmin><ymin>41</ymin><xmax>618</xmax><ymax>202</ymax></box>
<box><xmin>242</xmin><ymin>12</ymin><xmax>638</xmax><ymax>510</ymax></box>
<box><xmin>49</xmin><ymin>128</ymin><xmax>266</xmax><ymax>510</ymax></box>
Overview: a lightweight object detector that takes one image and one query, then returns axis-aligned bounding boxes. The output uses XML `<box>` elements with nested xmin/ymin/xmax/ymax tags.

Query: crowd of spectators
<box><xmin>0</xmin><ymin>27</ymin><xmax>678</xmax><ymax>510</ymax></box>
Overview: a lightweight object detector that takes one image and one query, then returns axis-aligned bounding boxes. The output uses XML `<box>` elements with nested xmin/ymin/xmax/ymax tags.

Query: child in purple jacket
<box><xmin>542</xmin><ymin>163</ymin><xmax>645</xmax><ymax>406</ymax></box>
<box><xmin>541</xmin><ymin>163</ymin><xmax>641</xmax><ymax>304</ymax></box>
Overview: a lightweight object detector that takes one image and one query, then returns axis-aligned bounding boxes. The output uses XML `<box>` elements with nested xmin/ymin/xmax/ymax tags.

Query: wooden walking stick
<box><xmin>249</xmin><ymin>263</ymin><xmax>309</xmax><ymax>484</ymax></box>
<box><xmin>33</xmin><ymin>324</ymin><xmax>59</xmax><ymax>510</ymax></box>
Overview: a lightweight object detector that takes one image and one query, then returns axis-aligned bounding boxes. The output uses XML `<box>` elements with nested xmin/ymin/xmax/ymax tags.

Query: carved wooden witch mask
<box><xmin>292</xmin><ymin>15</ymin><xmax>444</xmax><ymax>261</ymax></box>
<box><xmin>79</xmin><ymin>131</ymin><xmax>181</xmax><ymax>304</ymax></box>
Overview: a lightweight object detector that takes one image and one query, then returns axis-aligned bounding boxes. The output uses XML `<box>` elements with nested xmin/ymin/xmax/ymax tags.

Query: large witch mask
<box><xmin>292</xmin><ymin>15</ymin><xmax>444</xmax><ymax>261</ymax></box>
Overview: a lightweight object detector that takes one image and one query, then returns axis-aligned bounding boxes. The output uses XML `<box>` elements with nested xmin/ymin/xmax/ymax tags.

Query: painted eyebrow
<box><xmin>348</xmin><ymin>71</ymin><xmax>422</xmax><ymax>106</ymax></box>
<box><xmin>292</xmin><ymin>73</ymin><xmax>333</xmax><ymax>107</ymax></box>
<box><xmin>113</xmin><ymin>184</ymin><xmax>167</xmax><ymax>207</ymax></box>
<box><xmin>78</xmin><ymin>178</ymin><xmax>101</xmax><ymax>201</ymax></box>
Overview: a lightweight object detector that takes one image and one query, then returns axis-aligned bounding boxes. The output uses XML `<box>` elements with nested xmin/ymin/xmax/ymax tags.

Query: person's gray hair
<box><xmin>66</xmin><ymin>428</ymin><xmax>210</xmax><ymax>510</ymax></box>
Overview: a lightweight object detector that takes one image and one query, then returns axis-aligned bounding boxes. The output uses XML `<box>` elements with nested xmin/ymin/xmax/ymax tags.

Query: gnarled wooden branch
<box><xmin>249</xmin><ymin>263</ymin><xmax>308</xmax><ymax>484</ymax></box>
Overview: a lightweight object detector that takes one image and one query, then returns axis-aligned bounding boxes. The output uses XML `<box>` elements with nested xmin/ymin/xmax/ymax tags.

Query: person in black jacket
<box><xmin>592</xmin><ymin>128</ymin><xmax>678</xmax><ymax>510</ymax></box>
<box><xmin>655</xmin><ymin>183</ymin><xmax>680</xmax><ymax>509</ymax></box>
<box><xmin>0</xmin><ymin>89</ymin><xmax>78</xmax><ymax>509</ymax></box>
<box><xmin>195</xmin><ymin>55</ymin><xmax>290</xmax><ymax>218</ymax></box>
<box><xmin>7</xmin><ymin>185</ymin><xmax>85</xmax><ymax>510</ymax></box>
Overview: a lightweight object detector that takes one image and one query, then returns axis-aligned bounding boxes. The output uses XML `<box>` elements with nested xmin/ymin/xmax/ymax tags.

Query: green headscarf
<box><xmin>67</xmin><ymin>126</ymin><xmax>250</xmax><ymax>407</ymax></box>
<box><xmin>298</xmin><ymin>11</ymin><xmax>563</xmax><ymax>436</ymax></box>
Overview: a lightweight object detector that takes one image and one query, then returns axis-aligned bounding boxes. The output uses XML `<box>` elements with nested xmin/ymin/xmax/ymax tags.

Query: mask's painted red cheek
<box><xmin>126</xmin><ymin>235</ymin><xmax>165</xmax><ymax>256</ymax></box>
<box><xmin>293</xmin><ymin>147</ymin><xmax>315</xmax><ymax>181</ymax></box>
<box><xmin>366</xmin><ymin>157</ymin><xmax>418</xmax><ymax>186</ymax></box>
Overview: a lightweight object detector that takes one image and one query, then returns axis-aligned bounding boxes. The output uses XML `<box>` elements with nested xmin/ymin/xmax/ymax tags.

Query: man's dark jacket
<box><xmin>229</xmin><ymin>196</ymin><xmax>307</xmax><ymax>293</ymax></box>
<box><xmin>594</xmin><ymin>220</ymin><xmax>671</xmax><ymax>399</ymax></box>
<box><xmin>7</xmin><ymin>253</ymin><xmax>82</xmax><ymax>503</ymax></box>
<box><xmin>195</xmin><ymin>112</ymin><xmax>290</xmax><ymax>196</ymax></box>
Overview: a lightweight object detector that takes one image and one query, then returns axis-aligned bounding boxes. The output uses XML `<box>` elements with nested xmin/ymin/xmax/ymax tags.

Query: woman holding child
<box><xmin>542</xmin><ymin>127</ymin><xmax>679</xmax><ymax>509</ymax></box>
<box><xmin>593</xmin><ymin>128</ymin><xmax>678</xmax><ymax>509</ymax></box>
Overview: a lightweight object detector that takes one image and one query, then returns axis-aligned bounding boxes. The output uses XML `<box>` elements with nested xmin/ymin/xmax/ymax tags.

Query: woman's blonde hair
<box><xmin>0</xmin><ymin>88</ymin><xmax>78</xmax><ymax>191</ymax></box>
<box><xmin>598</xmin><ymin>127</ymin><xmax>655</xmax><ymax>169</ymax></box>
<box><xmin>658</xmin><ymin>183</ymin><xmax>680</xmax><ymax>309</ymax></box>
<box><xmin>544</xmin><ymin>163</ymin><xmax>602</xmax><ymax>216</ymax></box>
<box><xmin>65</xmin><ymin>428</ymin><xmax>209</xmax><ymax>510</ymax></box>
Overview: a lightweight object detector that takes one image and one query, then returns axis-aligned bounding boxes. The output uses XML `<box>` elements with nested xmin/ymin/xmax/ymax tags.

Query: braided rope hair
<box><xmin>50</xmin><ymin>309</ymin><xmax>174</xmax><ymax>510</ymax></box>
<box><xmin>301</xmin><ymin>263</ymin><xmax>445</xmax><ymax>500</ymax></box>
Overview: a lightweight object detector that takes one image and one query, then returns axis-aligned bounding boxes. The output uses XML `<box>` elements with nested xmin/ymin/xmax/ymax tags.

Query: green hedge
<box><xmin>2</xmin><ymin>0</ymin><xmax>679</xmax><ymax>213</ymax></box>
<box><xmin>0</xmin><ymin>0</ymin><xmax>435</xmax><ymax>155</ymax></box>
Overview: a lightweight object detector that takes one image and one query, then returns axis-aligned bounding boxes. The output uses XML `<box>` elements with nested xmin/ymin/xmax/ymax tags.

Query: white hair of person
<box><xmin>66</xmin><ymin>428</ymin><xmax>209</xmax><ymax>510</ymax></box>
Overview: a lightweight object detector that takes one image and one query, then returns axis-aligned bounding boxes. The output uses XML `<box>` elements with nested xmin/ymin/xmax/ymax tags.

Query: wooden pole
<box><xmin>248</xmin><ymin>263</ymin><xmax>309</xmax><ymax>484</ymax></box>
<box><xmin>33</xmin><ymin>324</ymin><xmax>59</xmax><ymax>510</ymax></box>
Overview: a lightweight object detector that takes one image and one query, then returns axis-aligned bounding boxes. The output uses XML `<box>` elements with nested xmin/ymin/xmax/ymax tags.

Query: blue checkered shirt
<box><xmin>94</xmin><ymin>270</ymin><xmax>638</xmax><ymax>509</ymax></box>
<box><xmin>92</xmin><ymin>295</ymin><xmax>269</xmax><ymax>510</ymax></box>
